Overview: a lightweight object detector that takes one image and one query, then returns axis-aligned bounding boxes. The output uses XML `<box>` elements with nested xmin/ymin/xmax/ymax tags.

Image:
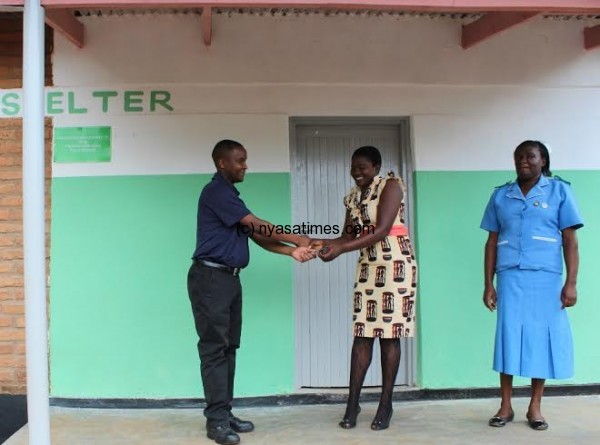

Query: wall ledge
<box><xmin>49</xmin><ymin>383</ymin><xmax>600</xmax><ymax>409</ymax></box>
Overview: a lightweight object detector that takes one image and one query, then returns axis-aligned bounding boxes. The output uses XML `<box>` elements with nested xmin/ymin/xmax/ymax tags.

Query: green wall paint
<box><xmin>414</xmin><ymin>171</ymin><xmax>600</xmax><ymax>389</ymax></box>
<box><xmin>50</xmin><ymin>173</ymin><xmax>294</xmax><ymax>398</ymax></box>
<box><xmin>50</xmin><ymin>170</ymin><xmax>600</xmax><ymax>398</ymax></box>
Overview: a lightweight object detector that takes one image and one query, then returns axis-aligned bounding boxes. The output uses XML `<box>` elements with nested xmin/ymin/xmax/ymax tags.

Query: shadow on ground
<box><xmin>0</xmin><ymin>395</ymin><xmax>27</xmax><ymax>444</ymax></box>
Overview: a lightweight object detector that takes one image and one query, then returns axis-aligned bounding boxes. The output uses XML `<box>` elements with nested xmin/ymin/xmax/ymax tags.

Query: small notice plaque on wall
<box><xmin>53</xmin><ymin>126</ymin><xmax>112</xmax><ymax>163</ymax></box>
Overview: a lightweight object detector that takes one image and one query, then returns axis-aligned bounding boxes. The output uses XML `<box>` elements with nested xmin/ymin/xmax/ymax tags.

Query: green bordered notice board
<box><xmin>53</xmin><ymin>126</ymin><xmax>112</xmax><ymax>163</ymax></box>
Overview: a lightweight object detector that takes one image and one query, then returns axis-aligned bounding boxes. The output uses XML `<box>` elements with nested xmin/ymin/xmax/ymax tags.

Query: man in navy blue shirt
<box><xmin>188</xmin><ymin>139</ymin><xmax>316</xmax><ymax>445</ymax></box>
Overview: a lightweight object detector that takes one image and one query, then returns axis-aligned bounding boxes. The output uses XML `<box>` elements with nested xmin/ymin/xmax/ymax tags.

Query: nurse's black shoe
<box><xmin>488</xmin><ymin>410</ymin><xmax>515</xmax><ymax>427</ymax></box>
<box><xmin>526</xmin><ymin>415</ymin><xmax>548</xmax><ymax>431</ymax></box>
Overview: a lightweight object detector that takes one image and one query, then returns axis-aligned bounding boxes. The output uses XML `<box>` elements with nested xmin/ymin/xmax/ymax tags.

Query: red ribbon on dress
<box><xmin>358</xmin><ymin>224</ymin><xmax>408</xmax><ymax>237</ymax></box>
<box><xmin>388</xmin><ymin>225</ymin><xmax>408</xmax><ymax>237</ymax></box>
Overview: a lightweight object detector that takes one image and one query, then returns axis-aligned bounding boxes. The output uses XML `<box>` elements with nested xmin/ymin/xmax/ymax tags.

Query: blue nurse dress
<box><xmin>480</xmin><ymin>175</ymin><xmax>584</xmax><ymax>379</ymax></box>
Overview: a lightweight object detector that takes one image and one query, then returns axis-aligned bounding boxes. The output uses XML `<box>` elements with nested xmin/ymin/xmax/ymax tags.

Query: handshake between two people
<box><xmin>292</xmin><ymin>237</ymin><xmax>345</xmax><ymax>263</ymax></box>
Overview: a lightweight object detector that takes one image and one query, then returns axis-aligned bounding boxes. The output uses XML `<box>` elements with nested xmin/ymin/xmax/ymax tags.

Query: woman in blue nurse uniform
<box><xmin>480</xmin><ymin>140</ymin><xmax>583</xmax><ymax>431</ymax></box>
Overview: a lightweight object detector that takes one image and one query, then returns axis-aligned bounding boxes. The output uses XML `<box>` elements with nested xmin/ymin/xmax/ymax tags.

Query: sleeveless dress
<box><xmin>343</xmin><ymin>173</ymin><xmax>417</xmax><ymax>339</ymax></box>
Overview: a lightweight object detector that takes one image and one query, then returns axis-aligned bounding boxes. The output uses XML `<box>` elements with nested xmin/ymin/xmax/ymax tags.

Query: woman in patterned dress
<box><xmin>318</xmin><ymin>146</ymin><xmax>417</xmax><ymax>431</ymax></box>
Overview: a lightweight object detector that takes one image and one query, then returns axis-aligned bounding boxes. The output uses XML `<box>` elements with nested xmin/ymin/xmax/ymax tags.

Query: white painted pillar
<box><xmin>22</xmin><ymin>1</ymin><xmax>52</xmax><ymax>444</ymax></box>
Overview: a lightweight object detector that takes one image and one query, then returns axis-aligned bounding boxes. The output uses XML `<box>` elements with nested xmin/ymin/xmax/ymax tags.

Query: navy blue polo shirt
<box><xmin>192</xmin><ymin>172</ymin><xmax>252</xmax><ymax>268</ymax></box>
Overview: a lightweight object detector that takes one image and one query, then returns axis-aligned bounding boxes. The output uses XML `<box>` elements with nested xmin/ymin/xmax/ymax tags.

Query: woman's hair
<box><xmin>514</xmin><ymin>140</ymin><xmax>552</xmax><ymax>177</ymax></box>
<box><xmin>352</xmin><ymin>146</ymin><xmax>382</xmax><ymax>167</ymax></box>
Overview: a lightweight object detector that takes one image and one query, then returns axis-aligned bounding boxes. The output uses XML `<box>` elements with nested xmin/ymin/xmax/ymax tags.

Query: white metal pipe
<box><xmin>22</xmin><ymin>1</ymin><xmax>52</xmax><ymax>444</ymax></box>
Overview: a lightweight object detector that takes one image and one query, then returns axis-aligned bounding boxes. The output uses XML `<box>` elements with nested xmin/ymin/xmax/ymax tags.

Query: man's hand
<box><xmin>483</xmin><ymin>285</ymin><xmax>497</xmax><ymax>311</ymax></box>
<box><xmin>309</xmin><ymin>239</ymin><xmax>325</xmax><ymax>250</ymax></box>
<box><xmin>296</xmin><ymin>236</ymin><xmax>312</xmax><ymax>248</ymax></box>
<box><xmin>292</xmin><ymin>246</ymin><xmax>318</xmax><ymax>262</ymax></box>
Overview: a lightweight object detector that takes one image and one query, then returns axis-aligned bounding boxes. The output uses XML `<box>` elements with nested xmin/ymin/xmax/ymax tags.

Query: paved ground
<box><xmin>5</xmin><ymin>395</ymin><xmax>600</xmax><ymax>444</ymax></box>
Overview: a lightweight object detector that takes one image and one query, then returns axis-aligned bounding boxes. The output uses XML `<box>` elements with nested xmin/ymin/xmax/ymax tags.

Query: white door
<box><xmin>292</xmin><ymin>120</ymin><xmax>415</xmax><ymax>388</ymax></box>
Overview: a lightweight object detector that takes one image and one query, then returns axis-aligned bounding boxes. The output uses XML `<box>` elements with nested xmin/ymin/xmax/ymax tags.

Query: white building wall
<box><xmin>51</xmin><ymin>13</ymin><xmax>600</xmax><ymax>175</ymax></box>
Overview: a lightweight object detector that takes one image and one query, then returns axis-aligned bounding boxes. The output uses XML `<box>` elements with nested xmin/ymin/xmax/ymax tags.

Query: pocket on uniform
<box><xmin>529</xmin><ymin>235</ymin><xmax>561</xmax><ymax>271</ymax></box>
<box><xmin>531</xmin><ymin>235</ymin><xmax>558</xmax><ymax>243</ymax></box>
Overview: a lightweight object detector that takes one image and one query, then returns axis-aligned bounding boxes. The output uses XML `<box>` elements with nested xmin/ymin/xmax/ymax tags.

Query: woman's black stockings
<box><xmin>343</xmin><ymin>337</ymin><xmax>374</xmax><ymax>421</ymax></box>
<box><xmin>343</xmin><ymin>337</ymin><xmax>401</xmax><ymax>423</ymax></box>
<box><xmin>374</xmin><ymin>338</ymin><xmax>401</xmax><ymax>423</ymax></box>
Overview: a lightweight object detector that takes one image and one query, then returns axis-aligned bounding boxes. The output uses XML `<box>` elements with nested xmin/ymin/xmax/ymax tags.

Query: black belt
<box><xmin>195</xmin><ymin>259</ymin><xmax>241</xmax><ymax>277</ymax></box>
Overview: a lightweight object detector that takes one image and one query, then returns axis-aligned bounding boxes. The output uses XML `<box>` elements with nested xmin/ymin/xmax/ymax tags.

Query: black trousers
<box><xmin>187</xmin><ymin>262</ymin><xmax>242</xmax><ymax>425</ymax></box>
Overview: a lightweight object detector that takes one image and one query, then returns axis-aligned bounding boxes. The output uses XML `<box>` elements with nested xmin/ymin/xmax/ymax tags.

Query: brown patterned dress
<box><xmin>344</xmin><ymin>173</ymin><xmax>417</xmax><ymax>339</ymax></box>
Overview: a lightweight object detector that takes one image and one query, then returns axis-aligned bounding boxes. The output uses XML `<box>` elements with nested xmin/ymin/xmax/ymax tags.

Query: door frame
<box><xmin>289</xmin><ymin>116</ymin><xmax>417</xmax><ymax>390</ymax></box>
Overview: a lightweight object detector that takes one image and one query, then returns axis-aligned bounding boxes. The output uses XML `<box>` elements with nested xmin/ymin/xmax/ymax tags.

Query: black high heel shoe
<box><xmin>339</xmin><ymin>405</ymin><xmax>361</xmax><ymax>429</ymax></box>
<box><xmin>371</xmin><ymin>408</ymin><xmax>393</xmax><ymax>431</ymax></box>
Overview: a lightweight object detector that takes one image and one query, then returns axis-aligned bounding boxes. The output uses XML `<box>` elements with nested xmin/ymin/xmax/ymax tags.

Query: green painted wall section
<box><xmin>414</xmin><ymin>170</ymin><xmax>600</xmax><ymax>389</ymax></box>
<box><xmin>50</xmin><ymin>170</ymin><xmax>600</xmax><ymax>397</ymax></box>
<box><xmin>50</xmin><ymin>173</ymin><xmax>294</xmax><ymax>398</ymax></box>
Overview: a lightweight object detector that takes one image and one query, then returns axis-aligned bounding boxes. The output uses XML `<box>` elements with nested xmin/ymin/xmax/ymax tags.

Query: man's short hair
<box><xmin>212</xmin><ymin>139</ymin><xmax>244</xmax><ymax>166</ymax></box>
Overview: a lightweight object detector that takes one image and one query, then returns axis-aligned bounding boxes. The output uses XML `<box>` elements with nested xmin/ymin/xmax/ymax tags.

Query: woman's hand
<box><xmin>561</xmin><ymin>228</ymin><xmax>579</xmax><ymax>309</ymax></box>
<box><xmin>318</xmin><ymin>239</ymin><xmax>346</xmax><ymax>262</ymax></box>
<box><xmin>561</xmin><ymin>282</ymin><xmax>577</xmax><ymax>309</ymax></box>
<box><xmin>483</xmin><ymin>284</ymin><xmax>497</xmax><ymax>311</ymax></box>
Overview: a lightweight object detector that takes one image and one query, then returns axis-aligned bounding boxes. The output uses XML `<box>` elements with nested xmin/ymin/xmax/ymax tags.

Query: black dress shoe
<box><xmin>229</xmin><ymin>415</ymin><xmax>255</xmax><ymax>433</ymax></box>
<box><xmin>371</xmin><ymin>408</ymin><xmax>393</xmax><ymax>431</ymax></box>
<box><xmin>206</xmin><ymin>424</ymin><xmax>240</xmax><ymax>445</ymax></box>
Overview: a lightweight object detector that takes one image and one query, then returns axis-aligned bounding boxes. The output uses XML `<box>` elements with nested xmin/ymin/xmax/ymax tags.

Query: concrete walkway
<box><xmin>5</xmin><ymin>395</ymin><xmax>600</xmax><ymax>445</ymax></box>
